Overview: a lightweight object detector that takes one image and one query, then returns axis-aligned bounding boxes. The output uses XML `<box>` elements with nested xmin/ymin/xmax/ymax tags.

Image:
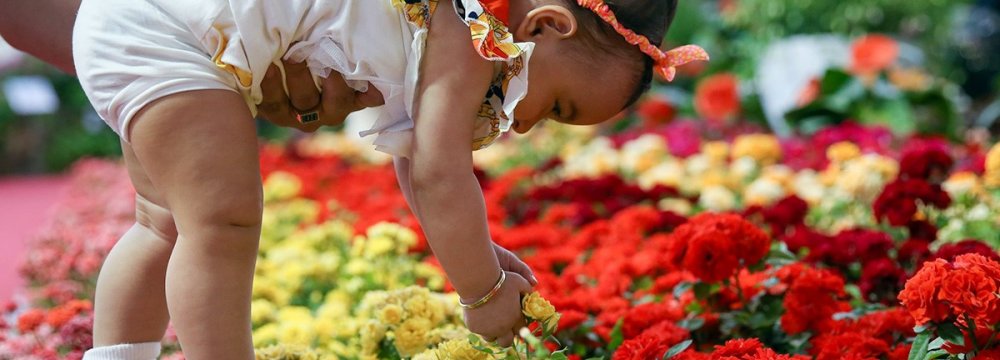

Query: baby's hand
<box><xmin>463</xmin><ymin>271</ymin><xmax>533</xmax><ymax>348</ymax></box>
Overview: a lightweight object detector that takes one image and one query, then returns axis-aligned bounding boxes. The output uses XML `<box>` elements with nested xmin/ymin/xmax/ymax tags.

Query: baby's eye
<box><xmin>552</xmin><ymin>102</ymin><xmax>562</xmax><ymax>118</ymax></box>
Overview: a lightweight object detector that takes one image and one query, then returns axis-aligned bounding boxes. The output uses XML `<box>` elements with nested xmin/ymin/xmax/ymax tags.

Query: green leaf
<box><xmin>922</xmin><ymin>349</ymin><xmax>951</xmax><ymax>360</ymax></box>
<box><xmin>551</xmin><ymin>351</ymin><xmax>569</xmax><ymax>360</ymax></box>
<box><xmin>693</xmin><ymin>282</ymin><xmax>715</xmax><ymax>299</ymax></box>
<box><xmin>909</xmin><ymin>330</ymin><xmax>931</xmax><ymax>360</ymax></box>
<box><xmin>607</xmin><ymin>318</ymin><xmax>625</xmax><ymax>352</ymax></box>
<box><xmin>678</xmin><ymin>317</ymin><xmax>706</xmax><ymax>331</ymax></box>
<box><xmin>937</xmin><ymin>322</ymin><xmax>965</xmax><ymax>346</ymax></box>
<box><xmin>662</xmin><ymin>340</ymin><xmax>694</xmax><ymax>359</ymax></box>
<box><xmin>673</xmin><ymin>282</ymin><xmax>694</xmax><ymax>299</ymax></box>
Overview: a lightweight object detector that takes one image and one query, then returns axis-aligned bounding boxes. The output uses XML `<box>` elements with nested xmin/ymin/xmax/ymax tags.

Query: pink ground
<box><xmin>0</xmin><ymin>175</ymin><xmax>70</xmax><ymax>301</ymax></box>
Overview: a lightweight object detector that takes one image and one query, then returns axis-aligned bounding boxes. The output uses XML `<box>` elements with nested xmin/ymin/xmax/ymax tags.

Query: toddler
<box><xmin>72</xmin><ymin>0</ymin><xmax>707</xmax><ymax>358</ymax></box>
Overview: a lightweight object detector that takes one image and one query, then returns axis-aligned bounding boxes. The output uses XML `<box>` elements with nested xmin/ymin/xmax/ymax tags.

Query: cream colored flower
<box><xmin>620</xmin><ymin>134</ymin><xmax>670</xmax><ymax>174</ymax></box>
<box><xmin>379</xmin><ymin>304</ymin><xmax>404</xmax><ymax>325</ymax></box>
<box><xmin>658</xmin><ymin>198</ymin><xmax>692</xmax><ymax>215</ymax></box>
<box><xmin>744</xmin><ymin>178</ymin><xmax>786</xmax><ymax>206</ymax></box>
<box><xmin>250</xmin><ymin>299</ymin><xmax>277</xmax><ymax>325</ymax></box>
<box><xmin>731</xmin><ymin>134</ymin><xmax>782</xmax><ymax>165</ymax></box>
<box><xmin>360</xmin><ymin>319</ymin><xmax>387</xmax><ymax>356</ymax></box>
<box><xmin>433</xmin><ymin>338</ymin><xmax>493</xmax><ymax>360</ymax></box>
<box><xmin>943</xmin><ymin>171</ymin><xmax>980</xmax><ymax>197</ymax></box>
<box><xmin>254</xmin><ymin>344</ymin><xmax>320</xmax><ymax>360</ymax></box>
<box><xmin>637</xmin><ymin>159</ymin><xmax>684</xmax><ymax>190</ymax></box>
<box><xmin>699</xmin><ymin>185</ymin><xmax>737</xmax><ymax>211</ymax></box>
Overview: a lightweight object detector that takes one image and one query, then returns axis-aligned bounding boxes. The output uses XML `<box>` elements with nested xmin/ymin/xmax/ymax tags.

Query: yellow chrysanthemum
<box><xmin>379</xmin><ymin>304</ymin><xmax>404</xmax><ymax>325</ymax></box>
<box><xmin>432</xmin><ymin>338</ymin><xmax>493</xmax><ymax>360</ymax></box>
<box><xmin>701</xmin><ymin>141</ymin><xmax>730</xmax><ymax>163</ymax></box>
<box><xmin>731</xmin><ymin>134</ymin><xmax>782</xmax><ymax>165</ymax></box>
<box><xmin>263</xmin><ymin>171</ymin><xmax>303</xmax><ymax>202</ymax></box>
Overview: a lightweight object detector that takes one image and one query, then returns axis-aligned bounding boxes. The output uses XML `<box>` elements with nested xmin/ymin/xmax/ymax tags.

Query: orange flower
<box><xmin>851</xmin><ymin>34</ymin><xmax>899</xmax><ymax>75</ymax></box>
<box><xmin>898</xmin><ymin>259</ymin><xmax>952</xmax><ymax>325</ymax></box>
<box><xmin>45</xmin><ymin>299</ymin><xmax>93</xmax><ymax>329</ymax></box>
<box><xmin>947</xmin><ymin>254</ymin><xmax>1000</xmax><ymax>325</ymax></box>
<box><xmin>17</xmin><ymin>309</ymin><xmax>46</xmax><ymax>333</ymax></box>
<box><xmin>694</xmin><ymin>73</ymin><xmax>741</xmax><ymax>123</ymax></box>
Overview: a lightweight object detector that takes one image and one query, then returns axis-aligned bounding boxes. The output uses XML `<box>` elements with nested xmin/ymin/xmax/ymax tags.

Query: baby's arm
<box><xmin>406</xmin><ymin>0</ymin><xmax>530</xmax><ymax>346</ymax></box>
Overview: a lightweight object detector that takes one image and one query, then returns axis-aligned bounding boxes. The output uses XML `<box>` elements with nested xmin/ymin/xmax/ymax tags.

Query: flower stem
<box><xmin>963</xmin><ymin>314</ymin><xmax>979</xmax><ymax>356</ymax></box>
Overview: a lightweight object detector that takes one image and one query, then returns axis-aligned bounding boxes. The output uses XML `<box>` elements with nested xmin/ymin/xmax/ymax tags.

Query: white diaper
<box><xmin>72</xmin><ymin>0</ymin><xmax>250</xmax><ymax>142</ymax></box>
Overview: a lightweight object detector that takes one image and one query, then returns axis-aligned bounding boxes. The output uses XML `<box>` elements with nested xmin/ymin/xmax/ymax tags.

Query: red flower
<box><xmin>873</xmin><ymin>179</ymin><xmax>951</xmax><ymax>226</ymax></box>
<box><xmin>859</xmin><ymin>258</ymin><xmax>906</xmax><ymax>304</ymax></box>
<box><xmin>712</xmin><ymin>338</ymin><xmax>766</xmax><ymax>357</ymax></box>
<box><xmin>762</xmin><ymin>195</ymin><xmax>810</xmax><ymax>234</ymax></box>
<box><xmin>694</xmin><ymin>73</ymin><xmax>741</xmax><ymax>123</ymax></box>
<box><xmin>622</xmin><ymin>301</ymin><xmax>686</xmax><ymax>339</ymax></box>
<box><xmin>906</xmin><ymin>220</ymin><xmax>938</xmax><ymax>242</ymax></box>
<box><xmin>932</xmin><ymin>239</ymin><xmax>1000</xmax><ymax>262</ymax></box>
<box><xmin>666</xmin><ymin>213</ymin><xmax>770</xmax><ymax>283</ymax></box>
<box><xmin>17</xmin><ymin>309</ymin><xmax>46</xmax><ymax>333</ymax></box>
<box><xmin>779</xmin><ymin>265</ymin><xmax>847</xmax><ymax>334</ymax></box>
<box><xmin>811</xmin><ymin>332</ymin><xmax>891</xmax><ymax>360</ymax></box>
<box><xmin>851</xmin><ymin>34</ymin><xmax>899</xmax><ymax>74</ymax></box>
<box><xmin>612</xmin><ymin>332</ymin><xmax>672</xmax><ymax>360</ymax></box>
<box><xmin>899</xmin><ymin>142</ymin><xmax>953</xmax><ymax>182</ymax></box>
<box><xmin>897</xmin><ymin>239</ymin><xmax>932</xmax><ymax>266</ymax></box>
<box><xmin>899</xmin><ymin>259</ymin><xmax>952</xmax><ymax>325</ymax></box>
<box><xmin>637</xmin><ymin>96</ymin><xmax>677</xmax><ymax>127</ymax></box>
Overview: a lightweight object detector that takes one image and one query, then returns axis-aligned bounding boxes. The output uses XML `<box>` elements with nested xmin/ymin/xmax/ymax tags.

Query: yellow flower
<box><xmin>432</xmin><ymin>338</ymin><xmax>493</xmax><ymax>360</ymax></box>
<box><xmin>699</xmin><ymin>185</ymin><xmax>737</xmax><ymax>212</ymax></box>
<box><xmin>251</xmin><ymin>299</ymin><xmax>277</xmax><ymax>325</ymax></box>
<box><xmin>744</xmin><ymin>178</ymin><xmax>786</xmax><ymax>206</ymax></box>
<box><xmin>701</xmin><ymin>141</ymin><xmax>730</xmax><ymax>163</ymax></box>
<box><xmin>521</xmin><ymin>292</ymin><xmax>556</xmax><ymax>321</ymax></box>
<box><xmin>985</xmin><ymin>143</ymin><xmax>1000</xmax><ymax>187</ymax></box>
<box><xmin>379</xmin><ymin>304</ymin><xmax>404</xmax><ymax>325</ymax></box>
<box><xmin>826</xmin><ymin>142</ymin><xmax>861</xmax><ymax>163</ymax></box>
<box><xmin>360</xmin><ymin>320</ymin><xmax>386</xmax><ymax>355</ymax></box>
<box><xmin>394</xmin><ymin>317</ymin><xmax>433</xmax><ymax>357</ymax></box>
<box><xmin>731</xmin><ymin>134</ymin><xmax>782</xmax><ymax>165</ymax></box>
<box><xmin>263</xmin><ymin>171</ymin><xmax>303</xmax><ymax>202</ymax></box>
<box><xmin>254</xmin><ymin>344</ymin><xmax>320</xmax><ymax>360</ymax></box>
<box><xmin>888</xmin><ymin>67</ymin><xmax>931</xmax><ymax>92</ymax></box>
<box><xmin>253</xmin><ymin>323</ymin><xmax>280</xmax><ymax>348</ymax></box>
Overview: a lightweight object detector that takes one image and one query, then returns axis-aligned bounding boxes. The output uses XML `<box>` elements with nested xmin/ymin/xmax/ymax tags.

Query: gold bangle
<box><xmin>459</xmin><ymin>271</ymin><xmax>506</xmax><ymax>309</ymax></box>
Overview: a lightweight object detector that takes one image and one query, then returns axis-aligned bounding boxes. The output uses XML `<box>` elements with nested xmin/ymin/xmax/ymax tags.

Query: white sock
<box><xmin>82</xmin><ymin>342</ymin><xmax>161</xmax><ymax>360</ymax></box>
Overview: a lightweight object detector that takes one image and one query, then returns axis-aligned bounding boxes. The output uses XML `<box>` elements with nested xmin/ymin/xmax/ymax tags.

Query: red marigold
<box><xmin>872</xmin><ymin>179</ymin><xmax>951</xmax><ymax>226</ymax></box>
<box><xmin>851</xmin><ymin>34</ymin><xmax>899</xmax><ymax>74</ymax></box>
<box><xmin>667</xmin><ymin>213</ymin><xmax>770</xmax><ymax>283</ymax></box>
<box><xmin>17</xmin><ymin>309</ymin><xmax>46</xmax><ymax>333</ymax></box>
<box><xmin>898</xmin><ymin>259</ymin><xmax>952</xmax><ymax>325</ymax></box>
<box><xmin>694</xmin><ymin>73</ymin><xmax>741</xmax><ymax>123</ymax></box>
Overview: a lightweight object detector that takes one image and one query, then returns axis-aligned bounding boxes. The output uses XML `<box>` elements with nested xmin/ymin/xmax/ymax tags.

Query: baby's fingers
<box><xmin>494</xmin><ymin>331</ymin><xmax>515</xmax><ymax>348</ymax></box>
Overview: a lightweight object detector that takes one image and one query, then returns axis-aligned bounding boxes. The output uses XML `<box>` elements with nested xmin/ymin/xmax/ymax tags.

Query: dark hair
<box><xmin>564</xmin><ymin>0</ymin><xmax>678</xmax><ymax>108</ymax></box>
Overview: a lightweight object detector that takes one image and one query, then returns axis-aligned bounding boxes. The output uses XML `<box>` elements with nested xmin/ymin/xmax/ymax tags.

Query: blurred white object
<box><xmin>2</xmin><ymin>76</ymin><xmax>60</xmax><ymax>115</ymax></box>
<box><xmin>0</xmin><ymin>36</ymin><xmax>26</xmax><ymax>72</ymax></box>
<box><xmin>755</xmin><ymin>35</ymin><xmax>850</xmax><ymax>136</ymax></box>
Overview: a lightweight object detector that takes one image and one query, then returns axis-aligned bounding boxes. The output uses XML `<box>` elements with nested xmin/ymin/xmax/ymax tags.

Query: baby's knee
<box><xmin>135</xmin><ymin>194</ymin><xmax>178</xmax><ymax>244</ymax></box>
<box><xmin>184</xmin><ymin>192</ymin><xmax>263</xmax><ymax>233</ymax></box>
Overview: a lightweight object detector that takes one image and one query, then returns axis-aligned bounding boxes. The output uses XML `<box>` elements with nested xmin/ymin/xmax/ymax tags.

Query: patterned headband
<box><xmin>576</xmin><ymin>0</ymin><xmax>709</xmax><ymax>81</ymax></box>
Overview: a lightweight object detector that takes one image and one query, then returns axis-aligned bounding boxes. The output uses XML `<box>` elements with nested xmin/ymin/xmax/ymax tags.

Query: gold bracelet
<box><xmin>459</xmin><ymin>271</ymin><xmax>506</xmax><ymax>309</ymax></box>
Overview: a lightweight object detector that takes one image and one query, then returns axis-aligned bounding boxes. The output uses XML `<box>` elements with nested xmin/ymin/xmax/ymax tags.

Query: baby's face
<box><xmin>510</xmin><ymin>54</ymin><xmax>635</xmax><ymax>134</ymax></box>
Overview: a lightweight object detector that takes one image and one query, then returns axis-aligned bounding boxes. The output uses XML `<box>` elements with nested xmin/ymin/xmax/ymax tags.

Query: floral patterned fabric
<box><xmin>392</xmin><ymin>0</ymin><xmax>532</xmax><ymax>150</ymax></box>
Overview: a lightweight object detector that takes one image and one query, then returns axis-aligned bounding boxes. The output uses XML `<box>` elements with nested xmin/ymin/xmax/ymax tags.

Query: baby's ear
<box><xmin>515</xmin><ymin>5</ymin><xmax>577</xmax><ymax>40</ymax></box>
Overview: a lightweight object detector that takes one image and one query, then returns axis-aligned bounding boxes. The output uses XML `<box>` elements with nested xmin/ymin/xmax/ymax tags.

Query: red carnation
<box><xmin>873</xmin><ymin>179</ymin><xmax>951</xmax><ymax>226</ymax></box>
<box><xmin>779</xmin><ymin>265</ymin><xmax>847</xmax><ymax>334</ymax></box>
<box><xmin>666</xmin><ymin>213</ymin><xmax>770</xmax><ymax>283</ymax></box>
<box><xmin>932</xmin><ymin>239</ymin><xmax>1000</xmax><ymax>262</ymax></box>
<box><xmin>859</xmin><ymin>258</ymin><xmax>906</xmax><ymax>304</ymax></box>
<box><xmin>762</xmin><ymin>195</ymin><xmax>810</xmax><ymax>234</ymax></box>
<box><xmin>899</xmin><ymin>259</ymin><xmax>952</xmax><ymax>325</ymax></box>
<box><xmin>612</xmin><ymin>332</ymin><xmax>672</xmax><ymax>360</ymax></box>
<box><xmin>898</xmin><ymin>142</ymin><xmax>953</xmax><ymax>182</ymax></box>
<box><xmin>811</xmin><ymin>332</ymin><xmax>891</xmax><ymax>360</ymax></box>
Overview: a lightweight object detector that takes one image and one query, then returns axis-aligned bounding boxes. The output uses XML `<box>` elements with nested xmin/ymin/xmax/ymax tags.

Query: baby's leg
<box><xmin>91</xmin><ymin>140</ymin><xmax>178</xmax><ymax>348</ymax></box>
<box><xmin>128</xmin><ymin>89</ymin><xmax>263</xmax><ymax>360</ymax></box>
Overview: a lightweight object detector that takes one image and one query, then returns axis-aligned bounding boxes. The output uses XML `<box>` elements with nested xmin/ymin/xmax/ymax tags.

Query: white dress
<box><xmin>73</xmin><ymin>0</ymin><xmax>533</xmax><ymax>157</ymax></box>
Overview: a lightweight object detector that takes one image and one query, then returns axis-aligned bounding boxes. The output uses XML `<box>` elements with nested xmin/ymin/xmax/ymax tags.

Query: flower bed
<box><xmin>2</xmin><ymin>121</ymin><xmax>1000</xmax><ymax>359</ymax></box>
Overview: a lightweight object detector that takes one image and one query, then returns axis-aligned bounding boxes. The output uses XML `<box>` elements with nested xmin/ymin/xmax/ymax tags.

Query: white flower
<box><xmin>744</xmin><ymin>178</ymin><xmax>786</xmax><ymax>206</ymax></box>
<box><xmin>699</xmin><ymin>185</ymin><xmax>737</xmax><ymax>211</ymax></box>
<box><xmin>620</xmin><ymin>134</ymin><xmax>670</xmax><ymax>174</ymax></box>
<box><xmin>637</xmin><ymin>159</ymin><xmax>684</xmax><ymax>190</ymax></box>
<box><xmin>792</xmin><ymin>170</ymin><xmax>825</xmax><ymax>204</ymax></box>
